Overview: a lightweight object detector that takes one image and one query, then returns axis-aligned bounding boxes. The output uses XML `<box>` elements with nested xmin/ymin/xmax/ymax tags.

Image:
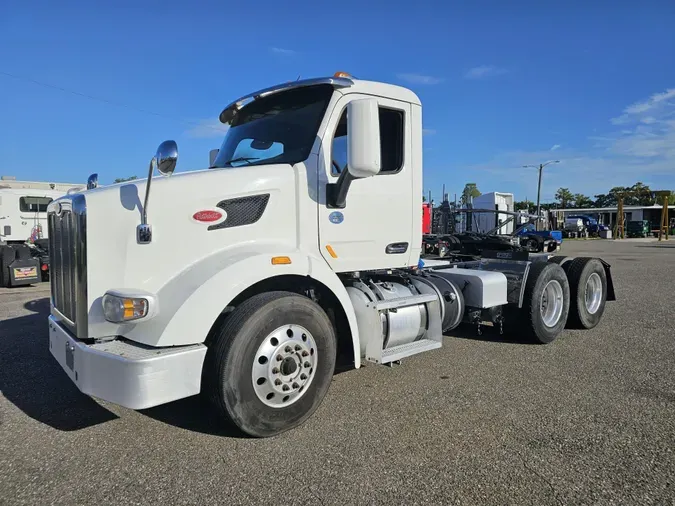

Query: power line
<box><xmin>0</xmin><ymin>70</ymin><xmax>224</xmax><ymax>132</ymax></box>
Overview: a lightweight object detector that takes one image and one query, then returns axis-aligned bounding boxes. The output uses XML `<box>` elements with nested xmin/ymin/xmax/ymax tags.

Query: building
<box><xmin>552</xmin><ymin>205</ymin><xmax>675</xmax><ymax>230</ymax></box>
<box><xmin>0</xmin><ymin>176</ymin><xmax>84</xmax><ymax>193</ymax></box>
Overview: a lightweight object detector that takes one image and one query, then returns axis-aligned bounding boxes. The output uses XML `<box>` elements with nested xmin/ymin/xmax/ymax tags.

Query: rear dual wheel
<box><xmin>515</xmin><ymin>262</ymin><xmax>570</xmax><ymax>344</ymax></box>
<box><xmin>203</xmin><ymin>291</ymin><xmax>337</xmax><ymax>438</ymax></box>
<box><xmin>565</xmin><ymin>258</ymin><xmax>607</xmax><ymax>329</ymax></box>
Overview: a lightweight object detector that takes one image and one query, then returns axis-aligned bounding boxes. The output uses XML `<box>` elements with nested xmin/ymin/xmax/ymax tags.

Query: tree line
<box><xmin>514</xmin><ymin>182</ymin><xmax>673</xmax><ymax>211</ymax></box>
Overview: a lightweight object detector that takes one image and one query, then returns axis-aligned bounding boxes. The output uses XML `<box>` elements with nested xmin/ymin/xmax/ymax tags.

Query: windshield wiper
<box><xmin>212</xmin><ymin>156</ymin><xmax>260</xmax><ymax>168</ymax></box>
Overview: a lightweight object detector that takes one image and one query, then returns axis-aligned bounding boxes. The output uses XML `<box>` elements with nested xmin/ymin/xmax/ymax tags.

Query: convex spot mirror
<box><xmin>156</xmin><ymin>140</ymin><xmax>178</xmax><ymax>176</ymax></box>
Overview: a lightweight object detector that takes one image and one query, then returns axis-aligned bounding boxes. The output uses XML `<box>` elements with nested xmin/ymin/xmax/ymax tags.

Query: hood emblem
<box><xmin>192</xmin><ymin>209</ymin><xmax>226</xmax><ymax>224</ymax></box>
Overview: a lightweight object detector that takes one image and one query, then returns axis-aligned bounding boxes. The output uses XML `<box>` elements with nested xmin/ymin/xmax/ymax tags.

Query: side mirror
<box><xmin>326</xmin><ymin>98</ymin><xmax>381</xmax><ymax>209</ymax></box>
<box><xmin>87</xmin><ymin>173</ymin><xmax>99</xmax><ymax>190</ymax></box>
<box><xmin>347</xmin><ymin>98</ymin><xmax>381</xmax><ymax>178</ymax></box>
<box><xmin>209</xmin><ymin>149</ymin><xmax>219</xmax><ymax>167</ymax></box>
<box><xmin>156</xmin><ymin>140</ymin><xmax>178</xmax><ymax>176</ymax></box>
<box><xmin>139</xmin><ymin>140</ymin><xmax>178</xmax><ymax>245</ymax></box>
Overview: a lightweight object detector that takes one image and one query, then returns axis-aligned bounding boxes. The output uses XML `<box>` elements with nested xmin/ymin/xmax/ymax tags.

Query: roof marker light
<box><xmin>333</xmin><ymin>71</ymin><xmax>351</xmax><ymax>78</ymax></box>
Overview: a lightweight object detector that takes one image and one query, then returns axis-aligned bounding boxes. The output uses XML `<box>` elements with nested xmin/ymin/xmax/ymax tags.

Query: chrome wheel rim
<box><xmin>540</xmin><ymin>280</ymin><xmax>564</xmax><ymax>327</ymax></box>
<box><xmin>585</xmin><ymin>272</ymin><xmax>603</xmax><ymax>314</ymax></box>
<box><xmin>251</xmin><ymin>324</ymin><xmax>318</xmax><ymax>408</ymax></box>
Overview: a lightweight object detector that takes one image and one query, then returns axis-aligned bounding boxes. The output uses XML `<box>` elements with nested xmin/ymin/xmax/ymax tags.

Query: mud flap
<box><xmin>8</xmin><ymin>258</ymin><xmax>41</xmax><ymax>286</ymax></box>
<box><xmin>599</xmin><ymin>259</ymin><xmax>617</xmax><ymax>301</ymax></box>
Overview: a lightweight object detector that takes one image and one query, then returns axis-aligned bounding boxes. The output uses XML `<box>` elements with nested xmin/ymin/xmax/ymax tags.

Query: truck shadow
<box><xmin>140</xmin><ymin>354</ymin><xmax>356</xmax><ymax>437</ymax></box>
<box><xmin>448</xmin><ymin>323</ymin><xmax>539</xmax><ymax>345</ymax></box>
<box><xmin>0</xmin><ymin>297</ymin><xmax>119</xmax><ymax>430</ymax></box>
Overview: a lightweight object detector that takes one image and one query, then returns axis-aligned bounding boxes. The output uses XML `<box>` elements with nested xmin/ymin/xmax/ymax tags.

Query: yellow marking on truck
<box><xmin>271</xmin><ymin>256</ymin><xmax>292</xmax><ymax>265</ymax></box>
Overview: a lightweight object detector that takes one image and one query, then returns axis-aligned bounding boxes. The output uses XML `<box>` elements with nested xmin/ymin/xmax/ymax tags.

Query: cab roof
<box><xmin>219</xmin><ymin>75</ymin><xmax>421</xmax><ymax>124</ymax></box>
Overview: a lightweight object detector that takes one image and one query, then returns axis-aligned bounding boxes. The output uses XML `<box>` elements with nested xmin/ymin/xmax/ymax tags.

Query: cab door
<box><xmin>317</xmin><ymin>94</ymin><xmax>414</xmax><ymax>273</ymax></box>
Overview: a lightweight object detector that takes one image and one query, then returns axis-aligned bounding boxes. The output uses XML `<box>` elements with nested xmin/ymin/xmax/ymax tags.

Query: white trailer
<box><xmin>473</xmin><ymin>192</ymin><xmax>515</xmax><ymax>234</ymax></box>
<box><xmin>0</xmin><ymin>179</ymin><xmax>84</xmax><ymax>287</ymax></box>
<box><xmin>0</xmin><ymin>188</ymin><xmax>77</xmax><ymax>244</ymax></box>
<box><xmin>46</xmin><ymin>73</ymin><xmax>617</xmax><ymax>437</ymax></box>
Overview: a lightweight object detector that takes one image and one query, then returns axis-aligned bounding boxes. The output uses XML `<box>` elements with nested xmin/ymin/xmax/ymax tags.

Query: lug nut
<box><xmin>272</xmin><ymin>367</ymin><xmax>279</xmax><ymax>374</ymax></box>
<box><xmin>302</xmin><ymin>351</ymin><xmax>309</xmax><ymax>357</ymax></box>
<box><xmin>300</xmin><ymin>373</ymin><xmax>307</xmax><ymax>380</ymax></box>
<box><xmin>282</xmin><ymin>384</ymin><xmax>290</xmax><ymax>392</ymax></box>
<box><xmin>276</xmin><ymin>355</ymin><xmax>283</xmax><ymax>362</ymax></box>
<box><xmin>284</xmin><ymin>346</ymin><xmax>292</xmax><ymax>353</ymax></box>
<box><xmin>275</xmin><ymin>379</ymin><xmax>282</xmax><ymax>386</ymax></box>
<box><xmin>304</xmin><ymin>361</ymin><xmax>311</xmax><ymax>368</ymax></box>
<box><xmin>292</xmin><ymin>382</ymin><xmax>299</xmax><ymax>389</ymax></box>
<box><xmin>295</xmin><ymin>345</ymin><xmax>302</xmax><ymax>351</ymax></box>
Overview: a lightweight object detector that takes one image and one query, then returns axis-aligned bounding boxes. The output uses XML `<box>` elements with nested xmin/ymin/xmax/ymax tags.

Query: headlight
<box><xmin>102</xmin><ymin>293</ymin><xmax>149</xmax><ymax>323</ymax></box>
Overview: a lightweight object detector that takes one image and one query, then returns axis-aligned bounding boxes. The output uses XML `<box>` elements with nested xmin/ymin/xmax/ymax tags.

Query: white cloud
<box><xmin>396</xmin><ymin>73</ymin><xmax>444</xmax><ymax>85</ymax></box>
<box><xmin>611</xmin><ymin>88</ymin><xmax>675</xmax><ymax>124</ymax></box>
<box><xmin>423</xmin><ymin>128</ymin><xmax>436</xmax><ymax>136</ymax></box>
<box><xmin>464</xmin><ymin>65</ymin><xmax>508</xmax><ymax>80</ymax></box>
<box><xmin>185</xmin><ymin>119</ymin><xmax>229</xmax><ymax>138</ymax></box>
<box><xmin>466</xmin><ymin>86</ymin><xmax>675</xmax><ymax>198</ymax></box>
<box><xmin>270</xmin><ymin>47</ymin><xmax>297</xmax><ymax>56</ymax></box>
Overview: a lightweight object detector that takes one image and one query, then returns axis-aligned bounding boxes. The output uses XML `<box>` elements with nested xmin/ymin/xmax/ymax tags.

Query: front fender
<box><xmin>122</xmin><ymin>243</ymin><xmax>362</xmax><ymax>368</ymax></box>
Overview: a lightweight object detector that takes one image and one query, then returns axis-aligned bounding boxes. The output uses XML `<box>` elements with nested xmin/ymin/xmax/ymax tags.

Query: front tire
<box><xmin>204</xmin><ymin>291</ymin><xmax>337</xmax><ymax>438</ymax></box>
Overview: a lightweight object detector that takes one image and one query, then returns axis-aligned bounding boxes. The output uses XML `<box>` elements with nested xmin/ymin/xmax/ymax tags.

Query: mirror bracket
<box><xmin>138</xmin><ymin>140</ymin><xmax>178</xmax><ymax>245</ymax></box>
<box><xmin>326</xmin><ymin>169</ymin><xmax>355</xmax><ymax>209</ymax></box>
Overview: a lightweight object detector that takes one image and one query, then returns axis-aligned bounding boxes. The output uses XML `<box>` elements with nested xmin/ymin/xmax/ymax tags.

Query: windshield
<box><xmin>211</xmin><ymin>84</ymin><xmax>334</xmax><ymax>169</ymax></box>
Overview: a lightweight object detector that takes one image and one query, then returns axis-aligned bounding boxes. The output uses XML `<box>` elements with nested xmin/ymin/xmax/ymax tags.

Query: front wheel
<box><xmin>204</xmin><ymin>291</ymin><xmax>337</xmax><ymax>438</ymax></box>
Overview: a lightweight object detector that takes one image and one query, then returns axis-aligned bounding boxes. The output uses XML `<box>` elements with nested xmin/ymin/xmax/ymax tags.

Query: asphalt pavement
<box><xmin>1</xmin><ymin>239</ymin><xmax>674</xmax><ymax>505</ymax></box>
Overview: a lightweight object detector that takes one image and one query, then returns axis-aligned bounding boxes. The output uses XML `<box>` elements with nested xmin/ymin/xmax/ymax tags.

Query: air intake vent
<box><xmin>208</xmin><ymin>194</ymin><xmax>270</xmax><ymax>231</ymax></box>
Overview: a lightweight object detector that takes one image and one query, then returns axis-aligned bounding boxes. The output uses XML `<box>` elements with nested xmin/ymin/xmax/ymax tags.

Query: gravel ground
<box><xmin>1</xmin><ymin>239</ymin><xmax>674</xmax><ymax>505</ymax></box>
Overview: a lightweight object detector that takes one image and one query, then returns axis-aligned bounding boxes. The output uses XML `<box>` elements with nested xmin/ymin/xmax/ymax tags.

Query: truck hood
<box><xmin>79</xmin><ymin>163</ymin><xmax>302</xmax><ymax>339</ymax></box>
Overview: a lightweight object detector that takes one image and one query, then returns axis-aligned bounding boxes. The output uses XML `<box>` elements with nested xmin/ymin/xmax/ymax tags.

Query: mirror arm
<box><xmin>142</xmin><ymin>158</ymin><xmax>155</xmax><ymax>226</ymax></box>
<box><xmin>326</xmin><ymin>168</ymin><xmax>355</xmax><ymax>209</ymax></box>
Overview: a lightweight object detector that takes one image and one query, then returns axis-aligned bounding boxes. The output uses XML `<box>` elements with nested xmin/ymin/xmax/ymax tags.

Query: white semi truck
<box><xmin>47</xmin><ymin>73</ymin><xmax>616</xmax><ymax>437</ymax></box>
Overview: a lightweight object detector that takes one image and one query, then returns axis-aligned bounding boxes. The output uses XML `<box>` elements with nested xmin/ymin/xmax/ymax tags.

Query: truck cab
<box><xmin>47</xmin><ymin>73</ymin><xmax>616</xmax><ymax>437</ymax></box>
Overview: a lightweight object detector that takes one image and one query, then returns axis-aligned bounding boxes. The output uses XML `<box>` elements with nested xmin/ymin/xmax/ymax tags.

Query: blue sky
<box><xmin>1</xmin><ymin>0</ymin><xmax>674</xmax><ymax>203</ymax></box>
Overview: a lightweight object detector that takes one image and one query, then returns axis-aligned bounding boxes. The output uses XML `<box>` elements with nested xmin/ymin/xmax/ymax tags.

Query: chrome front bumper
<box><xmin>48</xmin><ymin>315</ymin><xmax>207</xmax><ymax>410</ymax></box>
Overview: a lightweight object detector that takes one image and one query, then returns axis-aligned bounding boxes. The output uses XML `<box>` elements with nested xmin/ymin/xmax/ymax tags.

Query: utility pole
<box><xmin>522</xmin><ymin>160</ymin><xmax>559</xmax><ymax>230</ymax></box>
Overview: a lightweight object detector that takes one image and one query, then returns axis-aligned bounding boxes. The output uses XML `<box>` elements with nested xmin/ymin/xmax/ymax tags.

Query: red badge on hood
<box><xmin>193</xmin><ymin>210</ymin><xmax>223</xmax><ymax>222</ymax></box>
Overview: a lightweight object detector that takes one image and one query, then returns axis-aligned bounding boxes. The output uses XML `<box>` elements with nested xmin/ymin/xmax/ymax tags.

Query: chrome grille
<box><xmin>48</xmin><ymin>194</ymin><xmax>88</xmax><ymax>338</ymax></box>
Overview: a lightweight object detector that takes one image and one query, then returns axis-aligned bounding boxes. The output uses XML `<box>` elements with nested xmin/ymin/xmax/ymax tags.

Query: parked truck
<box><xmin>47</xmin><ymin>73</ymin><xmax>616</xmax><ymax>437</ymax></box>
<box><xmin>0</xmin><ymin>184</ymin><xmax>82</xmax><ymax>287</ymax></box>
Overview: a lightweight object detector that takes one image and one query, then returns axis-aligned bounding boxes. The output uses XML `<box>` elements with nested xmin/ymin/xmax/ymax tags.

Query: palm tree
<box><xmin>460</xmin><ymin>183</ymin><xmax>481</xmax><ymax>206</ymax></box>
<box><xmin>555</xmin><ymin>187</ymin><xmax>574</xmax><ymax>208</ymax></box>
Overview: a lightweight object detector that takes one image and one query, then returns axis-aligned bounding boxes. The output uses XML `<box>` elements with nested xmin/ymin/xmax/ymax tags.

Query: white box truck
<box><xmin>473</xmin><ymin>192</ymin><xmax>515</xmax><ymax>234</ymax></box>
<box><xmin>46</xmin><ymin>73</ymin><xmax>616</xmax><ymax>437</ymax></box>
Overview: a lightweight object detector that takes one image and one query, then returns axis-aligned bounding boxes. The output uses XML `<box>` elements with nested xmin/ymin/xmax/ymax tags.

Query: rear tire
<box><xmin>203</xmin><ymin>291</ymin><xmax>337</xmax><ymax>438</ymax></box>
<box><xmin>565</xmin><ymin>257</ymin><xmax>607</xmax><ymax>329</ymax></box>
<box><xmin>517</xmin><ymin>262</ymin><xmax>570</xmax><ymax>344</ymax></box>
<box><xmin>0</xmin><ymin>246</ymin><xmax>15</xmax><ymax>288</ymax></box>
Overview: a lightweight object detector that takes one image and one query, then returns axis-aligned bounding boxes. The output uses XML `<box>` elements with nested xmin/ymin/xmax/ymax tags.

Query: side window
<box><xmin>330</xmin><ymin>105</ymin><xmax>405</xmax><ymax>176</ymax></box>
<box><xmin>19</xmin><ymin>197</ymin><xmax>53</xmax><ymax>212</ymax></box>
